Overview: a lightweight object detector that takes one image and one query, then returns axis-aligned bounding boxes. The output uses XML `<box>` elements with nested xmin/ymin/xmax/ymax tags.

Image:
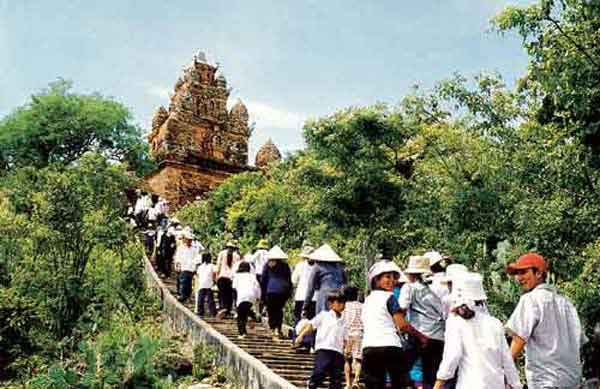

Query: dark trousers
<box><xmin>418</xmin><ymin>339</ymin><xmax>444</xmax><ymax>387</ymax></box>
<box><xmin>362</xmin><ymin>346</ymin><xmax>415</xmax><ymax>389</ymax></box>
<box><xmin>309</xmin><ymin>349</ymin><xmax>344</xmax><ymax>389</ymax></box>
<box><xmin>294</xmin><ymin>300</ymin><xmax>316</xmax><ymax>323</ymax></box>
<box><xmin>164</xmin><ymin>252</ymin><xmax>173</xmax><ymax>277</ymax></box>
<box><xmin>237</xmin><ymin>301</ymin><xmax>257</xmax><ymax>335</ymax></box>
<box><xmin>196</xmin><ymin>288</ymin><xmax>217</xmax><ymax>316</ymax></box>
<box><xmin>178</xmin><ymin>271</ymin><xmax>194</xmax><ymax>301</ymax></box>
<box><xmin>217</xmin><ymin>278</ymin><xmax>233</xmax><ymax>314</ymax></box>
<box><xmin>266</xmin><ymin>292</ymin><xmax>288</xmax><ymax>331</ymax></box>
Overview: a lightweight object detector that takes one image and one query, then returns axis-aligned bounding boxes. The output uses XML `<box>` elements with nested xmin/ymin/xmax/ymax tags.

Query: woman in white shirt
<box><xmin>434</xmin><ymin>273</ymin><xmax>522</xmax><ymax>389</ymax></box>
<box><xmin>361</xmin><ymin>260</ymin><xmax>428</xmax><ymax>388</ymax></box>
<box><xmin>215</xmin><ymin>241</ymin><xmax>241</xmax><ymax>318</ymax></box>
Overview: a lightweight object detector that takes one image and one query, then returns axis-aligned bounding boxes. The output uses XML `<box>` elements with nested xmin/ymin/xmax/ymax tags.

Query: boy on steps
<box><xmin>295</xmin><ymin>290</ymin><xmax>346</xmax><ymax>389</ymax></box>
<box><xmin>232</xmin><ymin>261</ymin><xmax>261</xmax><ymax>338</ymax></box>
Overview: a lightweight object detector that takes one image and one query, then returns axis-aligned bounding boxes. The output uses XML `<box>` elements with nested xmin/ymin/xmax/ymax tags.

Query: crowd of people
<box><xmin>129</xmin><ymin>193</ymin><xmax>598</xmax><ymax>389</ymax></box>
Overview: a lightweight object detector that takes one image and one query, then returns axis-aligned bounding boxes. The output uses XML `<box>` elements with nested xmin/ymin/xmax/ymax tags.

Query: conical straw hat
<box><xmin>308</xmin><ymin>244</ymin><xmax>343</xmax><ymax>263</ymax></box>
<box><xmin>266</xmin><ymin>245</ymin><xmax>288</xmax><ymax>260</ymax></box>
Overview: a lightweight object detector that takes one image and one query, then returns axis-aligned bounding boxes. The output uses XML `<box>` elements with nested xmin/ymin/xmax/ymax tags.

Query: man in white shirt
<box><xmin>505</xmin><ymin>252</ymin><xmax>586</xmax><ymax>389</ymax></box>
<box><xmin>174</xmin><ymin>231</ymin><xmax>200</xmax><ymax>303</ymax></box>
<box><xmin>295</xmin><ymin>290</ymin><xmax>346</xmax><ymax>389</ymax></box>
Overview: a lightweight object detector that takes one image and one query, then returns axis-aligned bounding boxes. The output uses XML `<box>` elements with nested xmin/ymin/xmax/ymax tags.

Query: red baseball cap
<box><xmin>506</xmin><ymin>252</ymin><xmax>547</xmax><ymax>275</ymax></box>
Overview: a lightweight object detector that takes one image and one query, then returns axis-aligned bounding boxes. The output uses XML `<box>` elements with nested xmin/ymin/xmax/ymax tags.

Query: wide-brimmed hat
<box><xmin>442</xmin><ymin>264</ymin><xmax>469</xmax><ymax>283</ymax></box>
<box><xmin>299</xmin><ymin>245</ymin><xmax>315</xmax><ymax>259</ymax></box>
<box><xmin>423</xmin><ymin>250</ymin><xmax>448</xmax><ymax>267</ymax></box>
<box><xmin>266</xmin><ymin>245</ymin><xmax>288</xmax><ymax>260</ymax></box>
<box><xmin>225</xmin><ymin>240</ymin><xmax>238</xmax><ymax>248</ymax></box>
<box><xmin>368</xmin><ymin>260</ymin><xmax>401</xmax><ymax>289</ymax></box>
<box><xmin>308</xmin><ymin>244</ymin><xmax>343</xmax><ymax>262</ymax></box>
<box><xmin>449</xmin><ymin>272</ymin><xmax>487</xmax><ymax>305</ymax></box>
<box><xmin>506</xmin><ymin>252</ymin><xmax>547</xmax><ymax>275</ymax></box>
<box><xmin>404</xmin><ymin>255</ymin><xmax>430</xmax><ymax>274</ymax></box>
<box><xmin>182</xmin><ymin>230</ymin><xmax>194</xmax><ymax>240</ymax></box>
<box><xmin>256</xmin><ymin>239</ymin><xmax>269</xmax><ymax>249</ymax></box>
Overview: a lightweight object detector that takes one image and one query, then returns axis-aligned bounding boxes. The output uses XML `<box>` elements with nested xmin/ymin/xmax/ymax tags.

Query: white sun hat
<box><xmin>368</xmin><ymin>260</ymin><xmax>402</xmax><ymax>289</ymax></box>
<box><xmin>423</xmin><ymin>250</ymin><xmax>446</xmax><ymax>267</ymax></box>
<box><xmin>442</xmin><ymin>263</ymin><xmax>469</xmax><ymax>283</ymax></box>
<box><xmin>449</xmin><ymin>272</ymin><xmax>487</xmax><ymax>306</ymax></box>
<box><xmin>423</xmin><ymin>250</ymin><xmax>448</xmax><ymax>267</ymax></box>
<box><xmin>308</xmin><ymin>244</ymin><xmax>343</xmax><ymax>262</ymax></box>
<box><xmin>266</xmin><ymin>245</ymin><xmax>288</xmax><ymax>260</ymax></box>
<box><xmin>404</xmin><ymin>255</ymin><xmax>431</xmax><ymax>274</ymax></box>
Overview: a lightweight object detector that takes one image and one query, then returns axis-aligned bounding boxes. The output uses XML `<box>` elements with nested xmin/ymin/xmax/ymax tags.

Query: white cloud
<box><xmin>237</xmin><ymin>99</ymin><xmax>307</xmax><ymax>130</ymax></box>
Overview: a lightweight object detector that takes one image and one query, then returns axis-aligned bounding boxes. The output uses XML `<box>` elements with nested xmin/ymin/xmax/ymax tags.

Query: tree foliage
<box><xmin>0</xmin><ymin>79</ymin><xmax>155</xmax><ymax>175</ymax></box>
<box><xmin>0</xmin><ymin>153</ymin><xmax>148</xmax><ymax>379</ymax></box>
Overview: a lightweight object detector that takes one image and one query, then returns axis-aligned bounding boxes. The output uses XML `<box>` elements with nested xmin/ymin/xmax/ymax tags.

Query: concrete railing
<box><xmin>143</xmin><ymin>258</ymin><xmax>298</xmax><ymax>389</ymax></box>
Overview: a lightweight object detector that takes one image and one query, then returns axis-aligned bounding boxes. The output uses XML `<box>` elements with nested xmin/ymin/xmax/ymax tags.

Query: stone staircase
<box><xmin>159</xmin><ymin>276</ymin><xmax>321</xmax><ymax>388</ymax></box>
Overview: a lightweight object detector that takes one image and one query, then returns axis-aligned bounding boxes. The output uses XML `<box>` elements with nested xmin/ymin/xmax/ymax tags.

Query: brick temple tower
<box><xmin>145</xmin><ymin>52</ymin><xmax>253</xmax><ymax>207</ymax></box>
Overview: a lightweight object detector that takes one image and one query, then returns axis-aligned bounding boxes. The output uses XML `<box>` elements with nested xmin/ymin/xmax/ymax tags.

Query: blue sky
<box><xmin>0</xmin><ymin>0</ymin><xmax>535</xmax><ymax>161</ymax></box>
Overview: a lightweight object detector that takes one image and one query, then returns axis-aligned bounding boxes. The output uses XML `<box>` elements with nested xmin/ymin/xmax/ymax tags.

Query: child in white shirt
<box><xmin>295</xmin><ymin>290</ymin><xmax>346</xmax><ymax>389</ymax></box>
<box><xmin>232</xmin><ymin>262</ymin><xmax>261</xmax><ymax>338</ymax></box>
<box><xmin>195</xmin><ymin>252</ymin><xmax>216</xmax><ymax>317</ymax></box>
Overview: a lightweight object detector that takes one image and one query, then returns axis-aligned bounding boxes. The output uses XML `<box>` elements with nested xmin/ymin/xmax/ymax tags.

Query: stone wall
<box><xmin>143</xmin><ymin>258</ymin><xmax>297</xmax><ymax>389</ymax></box>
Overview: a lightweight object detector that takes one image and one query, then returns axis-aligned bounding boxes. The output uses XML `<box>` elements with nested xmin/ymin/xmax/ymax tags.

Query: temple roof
<box><xmin>255</xmin><ymin>138</ymin><xmax>282</xmax><ymax>168</ymax></box>
<box><xmin>230</xmin><ymin>98</ymin><xmax>248</xmax><ymax>118</ymax></box>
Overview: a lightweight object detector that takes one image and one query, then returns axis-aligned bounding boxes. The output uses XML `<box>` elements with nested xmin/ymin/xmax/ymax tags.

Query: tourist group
<box><xmin>130</xmin><ymin>191</ymin><xmax>595</xmax><ymax>389</ymax></box>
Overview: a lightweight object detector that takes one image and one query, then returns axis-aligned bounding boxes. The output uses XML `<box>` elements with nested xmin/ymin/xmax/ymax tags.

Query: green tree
<box><xmin>493</xmin><ymin>0</ymin><xmax>600</xmax><ymax>157</ymax></box>
<box><xmin>0</xmin><ymin>79</ymin><xmax>154</xmax><ymax>175</ymax></box>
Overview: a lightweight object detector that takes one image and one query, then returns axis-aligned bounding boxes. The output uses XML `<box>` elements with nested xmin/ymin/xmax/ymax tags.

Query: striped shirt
<box><xmin>343</xmin><ymin>301</ymin><xmax>363</xmax><ymax>337</ymax></box>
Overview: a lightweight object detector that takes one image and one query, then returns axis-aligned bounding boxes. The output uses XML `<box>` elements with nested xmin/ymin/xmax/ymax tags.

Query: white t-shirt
<box><xmin>311</xmin><ymin>310</ymin><xmax>346</xmax><ymax>354</ymax></box>
<box><xmin>147</xmin><ymin>206</ymin><xmax>158</xmax><ymax>221</ymax></box>
<box><xmin>361</xmin><ymin>290</ymin><xmax>404</xmax><ymax>349</ymax></box>
<box><xmin>174</xmin><ymin>244</ymin><xmax>200</xmax><ymax>272</ymax></box>
<box><xmin>505</xmin><ymin>284</ymin><xmax>585</xmax><ymax>389</ymax></box>
<box><xmin>196</xmin><ymin>263</ymin><xmax>215</xmax><ymax>290</ymax></box>
<box><xmin>292</xmin><ymin>260</ymin><xmax>318</xmax><ymax>302</ymax></box>
<box><xmin>251</xmin><ymin>249</ymin><xmax>268</xmax><ymax>275</ymax></box>
<box><xmin>437</xmin><ymin>309</ymin><xmax>522</xmax><ymax>389</ymax></box>
<box><xmin>232</xmin><ymin>273</ymin><xmax>261</xmax><ymax>306</ymax></box>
